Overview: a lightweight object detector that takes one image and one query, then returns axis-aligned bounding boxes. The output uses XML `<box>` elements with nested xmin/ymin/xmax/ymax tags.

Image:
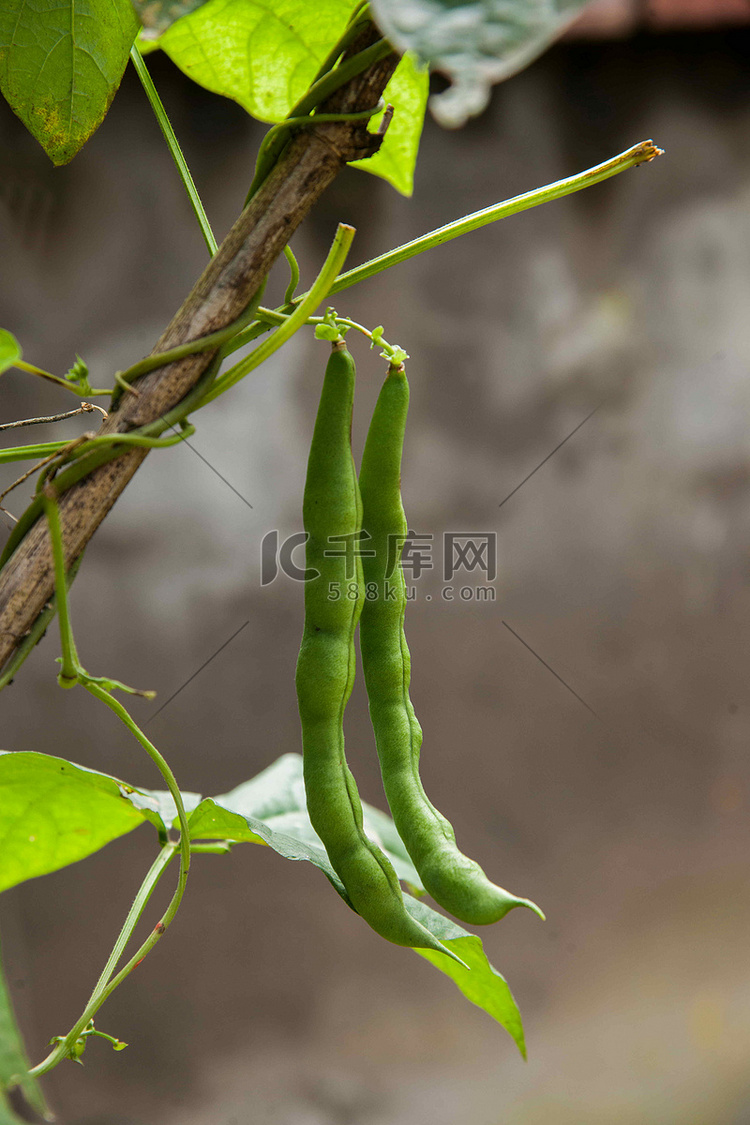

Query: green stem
<box><xmin>90</xmin><ymin>844</ymin><xmax>177</xmax><ymax>996</ymax></box>
<box><xmin>84</xmin><ymin>684</ymin><xmax>192</xmax><ymax>883</ymax></box>
<box><xmin>288</xmin><ymin>37</ymin><xmax>390</xmax><ymax>121</ymax></box>
<box><xmin>130</xmin><ymin>46</ymin><xmax>218</xmax><ymax>257</ymax></box>
<box><xmin>0</xmin><ymin>552</ymin><xmax>84</xmax><ymax>691</ymax></box>
<box><xmin>309</xmin><ymin>2</ymin><xmax>372</xmax><ymax>86</ymax></box>
<box><xmin>41</xmin><ymin>488</ymin><xmax>191</xmax><ymax>902</ymax></box>
<box><xmin>33</xmin><ymin>426</ymin><xmax>195</xmax><ymax>498</ymax></box>
<box><xmin>41</xmin><ymin>489</ymin><xmax>79</xmax><ymax>681</ymax></box>
<box><xmin>245</xmin><ymin>27</ymin><xmax>391</xmax><ymax>205</ymax></box>
<box><xmin>201</xmin><ymin>223</ymin><xmax>355</xmax><ymax>404</ymax></box>
<box><xmin>0</xmin><ymin>441</ymin><xmax>69</xmax><ymax>464</ymax></box>
<box><xmin>10</xmin><ymin>361</ymin><xmax>110</xmax><ymax>398</ymax></box>
<box><xmin>211</xmin><ymin>317</ymin><xmax>273</xmax><ymax>359</ymax></box>
<box><xmin>328</xmin><ymin>140</ymin><xmax>663</xmax><ymax>297</ymax></box>
<box><xmin>110</xmin><ymin>283</ymin><xmax>265</xmax><ymax>409</ymax></box>
<box><xmin>0</xmin><ymin>353</ymin><xmax>223</xmax><ymax>573</ymax></box>
<box><xmin>28</xmin><ymin>842</ymin><xmax>177</xmax><ymax>1079</ymax></box>
<box><xmin>24</xmin><ymin>489</ymin><xmax>192</xmax><ymax>1080</ymax></box>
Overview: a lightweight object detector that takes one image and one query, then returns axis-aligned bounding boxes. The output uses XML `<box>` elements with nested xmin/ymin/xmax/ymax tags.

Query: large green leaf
<box><xmin>154</xmin><ymin>0</ymin><xmax>353</xmax><ymax>121</ymax></box>
<box><xmin>147</xmin><ymin>0</ymin><xmax>426</xmax><ymax>194</ymax></box>
<box><xmin>0</xmin><ymin>0</ymin><xmax>139</xmax><ymax>165</ymax></box>
<box><xmin>0</xmin><ymin>931</ymin><xmax>50</xmax><ymax>1120</ymax></box>
<box><xmin>0</xmin><ymin>752</ymin><xmax>146</xmax><ymax>893</ymax></box>
<box><xmin>0</xmin><ymin>332</ymin><xmax>21</xmax><ymax>379</ymax></box>
<box><xmin>369</xmin><ymin>0</ymin><xmax>591</xmax><ymax>127</ymax></box>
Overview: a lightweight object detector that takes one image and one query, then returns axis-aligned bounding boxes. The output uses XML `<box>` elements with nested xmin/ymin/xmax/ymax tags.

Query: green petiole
<box><xmin>9</xmin><ymin>359</ymin><xmax>111</xmax><ymax>398</ymax></box>
<box><xmin>89</xmin><ymin>843</ymin><xmax>177</xmax><ymax>999</ymax></box>
<box><xmin>130</xmin><ymin>45</ymin><xmax>218</xmax><ymax>258</ymax></box>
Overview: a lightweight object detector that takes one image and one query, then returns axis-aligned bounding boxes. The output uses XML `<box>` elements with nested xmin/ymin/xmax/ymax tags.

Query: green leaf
<box><xmin>0</xmin><ymin>752</ymin><xmax>146</xmax><ymax>893</ymax></box>
<box><xmin>0</xmin><ymin>930</ymin><xmax>50</xmax><ymax>1120</ymax></box>
<box><xmin>350</xmin><ymin>52</ymin><xmax>427</xmax><ymax>197</ymax></box>
<box><xmin>183</xmin><ymin>754</ymin><xmax>525</xmax><ymax>1046</ymax></box>
<box><xmin>154</xmin><ymin>0</ymin><xmax>354</xmax><ymax>122</ymax></box>
<box><xmin>131</xmin><ymin>0</ymin><xmax>213</xmax><ymax>36</ymax></box>
<box><xmin>0</xmin><ymin>332</ymin><xmax>21</xmax><ymax>378</ymax></box>
<box><xmin>369</xmin><ymin>0</ymin><xmax>591</xmax><ymax>128</ymax></box>
<box><xmin>183</xmin><ymin>753</ymin><xmax>425</xmax><ymax>891</ymax></box>
<box><xmin>405</xmin><ymin>896</ymin><xmax>526</xmax><ymax>1056</ymax></box>
<box><xmin>0</xmin><ymin>0</ymin><xmax>139</xmax><ymax>165</ymax></box>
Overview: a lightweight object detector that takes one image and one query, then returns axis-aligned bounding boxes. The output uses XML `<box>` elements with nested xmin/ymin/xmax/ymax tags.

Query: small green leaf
<box><xmin>0</xmin><ymin>332</ymin><xmax>21</xmax><ymax>378</ymax></box>
<box><xmin>0</xmin><ymin>931</ymin><xmax>50</xmax><ymax>1121</ymax></box>
<box><xmin>131</xmin><ymin>0</ymin><xmax>213</xmax><ymax>35</ymax></box>
<box><xmin>350</xmin><ymin>52</ymin><xmax>428</xmax><ymax>196</ymax></box>
<box><xmin>369</xmin><ymin>0</ymin><xmax>591</xmax><ymax>128</ymax></box>
<box><xmin>0</xmin><ymin>0</ymin><xmax>139</xmax><ymax>165</ymax></box>
<box><xmin>0</xmin><ymin>752</ymin><xmax>146</xmax><ymax>893</ymax></box>
<box><xmin>63</xmin><ymin>355</ymin><xmax>89</xmax><ymax>386</ymax></box>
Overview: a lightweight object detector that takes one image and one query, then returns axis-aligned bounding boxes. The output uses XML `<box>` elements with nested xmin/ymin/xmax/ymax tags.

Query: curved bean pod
<box><xmin>358</xmin><ymin>361</ymin><xmax>544</xmax><ymax>926</ymax></box>
<box><xmin>296</xmin><ymin>343</ymin><xmax>459</xmax><ymax>958</ymax></box>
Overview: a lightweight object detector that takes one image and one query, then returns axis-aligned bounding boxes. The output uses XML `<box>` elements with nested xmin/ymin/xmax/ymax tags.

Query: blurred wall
<box><xmin>2</xmin><ymin>25</ymin><xmax>750</xmax><ymax>1125</ymax></box>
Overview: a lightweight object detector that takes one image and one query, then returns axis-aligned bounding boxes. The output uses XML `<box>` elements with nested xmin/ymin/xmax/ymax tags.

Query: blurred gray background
<box><xmin>2</xmin><ymin>9</ymin><xmax>750</xmax><ymax>1125</ymax></box>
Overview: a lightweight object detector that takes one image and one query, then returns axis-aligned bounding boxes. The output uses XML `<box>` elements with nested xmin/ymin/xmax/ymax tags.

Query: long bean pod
<box><xmin>359</xmin><ymin>361</ymin><xmax>544</xmax><ymax>926</ymax></box>
<box><xmin>296</xmin><ymin>343</ymin><xmax>458</xmax><ymax>957</ymax></box>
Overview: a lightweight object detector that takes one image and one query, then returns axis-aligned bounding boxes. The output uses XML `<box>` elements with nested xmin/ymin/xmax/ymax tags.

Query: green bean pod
<box><xmin>359</xmin><ymin>362</ymin><xmax>544</xmax><ymax>926</ymax></box>
<box><xmin>296</xmin><ymin>342</ymin><xmax>458</xmax><ymax>958</ymax></box>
